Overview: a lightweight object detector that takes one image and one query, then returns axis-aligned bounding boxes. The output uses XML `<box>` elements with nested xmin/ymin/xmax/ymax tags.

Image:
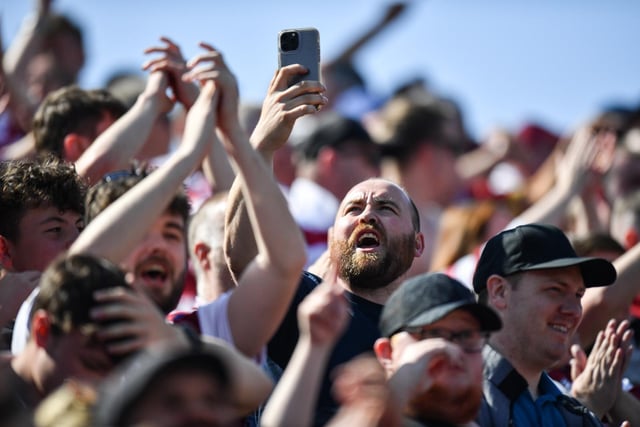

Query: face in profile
<box><xmin>330</xmin><ymin>178</ymin><xmax>421</xmax><ymax>291</ymax></box>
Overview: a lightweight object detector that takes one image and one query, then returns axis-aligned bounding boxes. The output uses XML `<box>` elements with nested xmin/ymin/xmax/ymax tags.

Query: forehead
<box><xmin>341</xmin><ymin>179</ymin><xmax>409</xmax><ymax>206</ymax></box>
<box><xmin>156</xmin><ymin>211</ymin><xmax>186</xmax><ymax>228</ymax></box>
<box><xmin>20</xmin><ymin>205</ymin><xmax>82</xmax><ymax>224</ymax></box>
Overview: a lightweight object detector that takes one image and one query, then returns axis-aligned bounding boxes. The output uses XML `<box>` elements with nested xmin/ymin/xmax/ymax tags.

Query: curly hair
<box><xmin>0</xmin><ymin>156</ymin><xmax>87</xmax><ymax>243</ymax></box>
<box><xmin>32</xmin><ymin>86</ymin><xmax>126</xmax><ymax>158</ymax></box>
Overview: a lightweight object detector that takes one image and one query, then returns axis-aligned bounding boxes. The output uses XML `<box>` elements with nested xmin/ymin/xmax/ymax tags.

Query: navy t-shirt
<box><xmin>267</xmin><ymin>271</ymin><xmax>383</xmax><ymax>426</ymax></box>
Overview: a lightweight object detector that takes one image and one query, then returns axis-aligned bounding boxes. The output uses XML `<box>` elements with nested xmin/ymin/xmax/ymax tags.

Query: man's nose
<box><xmin>358</xmin><ymin>205</ymin><xmax>378</xmax><ymax>225</ymax></box>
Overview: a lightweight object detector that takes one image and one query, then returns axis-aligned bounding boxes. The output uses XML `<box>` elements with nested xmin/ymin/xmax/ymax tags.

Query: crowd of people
<box><xmin>1</xmin><ymin>2</ymin><xmax>640</xmax><ymax>426</ymax></box>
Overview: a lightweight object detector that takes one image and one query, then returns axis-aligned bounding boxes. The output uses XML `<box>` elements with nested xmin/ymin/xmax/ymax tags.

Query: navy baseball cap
<box><xmin>473</xmin><ymin>223</ymin><xmax>617</xmax><ymax>293</ymax></box>
<box><xmin>380</xmin><ymin>272</ymin><xmax>502</xmax><ymax>338</ymax></box>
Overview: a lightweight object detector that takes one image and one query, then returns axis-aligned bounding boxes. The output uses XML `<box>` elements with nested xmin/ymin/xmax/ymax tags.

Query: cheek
<box><xmin>119</xmin><ymin>251</ymin><xmax>139</xmax><ymax>274</ymax></box>
<box><xmin>19</xmin><ymin>238</ymin><xmax>65</xmax><ymax>271</ymax></box>
<box><xmin>170</xmin><ymin>244</ymin><xmax>188</xmax><ymax>268</ymax></box>
<box><xmin>330</xmin><ymin>220</ymin><xmax>353</xmax><ymax>242</ymax></box>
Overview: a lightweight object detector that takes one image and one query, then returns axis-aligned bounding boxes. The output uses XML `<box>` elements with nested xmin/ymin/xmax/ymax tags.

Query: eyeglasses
<box><xmin>401</xmin><ymin>326</ymin><xmax>490</xmax><ymax>353</ymax></box>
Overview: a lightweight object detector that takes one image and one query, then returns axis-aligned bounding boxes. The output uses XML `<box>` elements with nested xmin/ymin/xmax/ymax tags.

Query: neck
<box><xmin>489</xmin><ymin>335</ymin><xmax>542</xmax><ymax>398</ymax></box>
<box><xmin>342</xmin><ymin>276</ymin><xmax>404</xmax><ymax>305</ymax></box>
<box><xmin>11</xmin><ymin>343</ymin><xmax>44</xmax><ymax>399</ymax></box>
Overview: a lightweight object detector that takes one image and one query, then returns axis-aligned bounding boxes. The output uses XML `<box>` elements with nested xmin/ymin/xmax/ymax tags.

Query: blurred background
<box><xmin>2</xmin><ymin>0</ymin><xmax>639</xmax><ymax>140</ymax></box>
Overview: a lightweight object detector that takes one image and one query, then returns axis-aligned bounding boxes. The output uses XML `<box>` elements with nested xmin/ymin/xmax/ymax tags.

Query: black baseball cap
<box><xmin>379</xmin><ymin>272</ymin><xmax>502</xmax><ymax>338</ymax></box>
<box><xmin>473</xmin><ymin>223</ymin><xmax>617</xmax><ymax>293</ymax></box>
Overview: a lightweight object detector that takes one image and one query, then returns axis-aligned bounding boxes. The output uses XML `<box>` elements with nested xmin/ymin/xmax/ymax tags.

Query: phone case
<box><xmin>278</xmin><ymin>27</ymin><xmax>320</xmax><ymax>85</ymax></box>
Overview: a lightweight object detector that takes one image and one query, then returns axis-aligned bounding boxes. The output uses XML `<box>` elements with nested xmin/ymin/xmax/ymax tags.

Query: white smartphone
<box><xmin>278</xmin><ymin>27</ymin><xmax>321</xmax><ymax>86</ymax></box>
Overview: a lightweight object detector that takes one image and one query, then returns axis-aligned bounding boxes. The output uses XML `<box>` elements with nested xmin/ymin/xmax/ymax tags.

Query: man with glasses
<box><xmin>473</xmin><ymin>223</ymin><xmax>618</xmax><ymax>427</ymax></box>
<box><xmin>374</xmin><ymin>272</ymin><xmax>501</xmax><ymax>427</ymax></box>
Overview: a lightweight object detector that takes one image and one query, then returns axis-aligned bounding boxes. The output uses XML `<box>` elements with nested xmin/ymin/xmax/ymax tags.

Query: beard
<box><xmin>331</xmin><ymin>225</ymin><xmax>415</xmax><ymax>291</ymax></box>
<box><xmin>138</xmin><ymin>268</ymin><xmax>186</xmax><ymax>314</ymax></box>
<box><xmin>158</xmin><ymin>266</ymin><xmax>186</xmax><ymax>314</ymax></box>
<box><xmin>134</xmin><ymin>256</ymin><xmax>187</xmax><ymax>315</ymax></box>
<box><xmin>408</xmin><ymin>380</ymin><xmax>483</xmax><ymax>424</ymax></box>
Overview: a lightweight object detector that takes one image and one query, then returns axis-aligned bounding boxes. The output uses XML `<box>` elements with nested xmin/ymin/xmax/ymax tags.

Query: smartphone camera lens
<box><xmin>280</xmin><ymin>31</ymin><xmax>299</xmax><ymax>52</ymax></box>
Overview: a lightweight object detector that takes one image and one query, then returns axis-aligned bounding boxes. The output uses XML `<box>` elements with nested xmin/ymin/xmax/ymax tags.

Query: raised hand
<box><xmin>90</xmin><ymin>285</ymin><xmax>187</xmax><ymax>357</ymax></box>
<box><xmin>143</xmin><ymin>36</ymin><xmax>199</xmax><ymax>109</ymax></box>
<box><xmin>297</xmin><ymin>263</ymin><xmax>349</xmax><ymax>349</ymax></box>
<box><xmin>555</xmin><ymin>125</ymin><xmax>602</xmax><ymax>194</ymax></box>
<box><xmin>328</xmin><ymin>355</ymin><xmax>400</xmax><ymax>427</ymax></box>
<box><xmin>570</xmin><ymin>319</ymin><xmax>634</xmax><ymax>418</ymax></box>
<box><xmin>184</xmin><ymin>43</ymin><xmax>241</xmax><ymax>140</ymax></box>
<box><xmin>392</xmin><ymin>338</ymin><xmax>467</xmax><ymax>396</ymax></box>
<box><xmin>250</xmin><ymin>64</ymin><xmax>327</xmax><ymax>153</ymax></box>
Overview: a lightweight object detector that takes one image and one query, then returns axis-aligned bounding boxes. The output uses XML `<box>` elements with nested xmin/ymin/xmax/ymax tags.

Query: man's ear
<box><xmin>317</xmin><ymin>146</ymin><xmax>339</xmax><ymax>170</ymax></box>
<box><xmin>373</xmin><ymin>337</ymin><xmax>394</xmax><ymax>376</ymax></box>
<box><xmin>624</xmin><ymin>228</ymin><xmax>639</xmax><ymax>250</ymax></box>
<box><xmin>31</xmin><ymin>310</ymin><xmax>52</xmax><ymax>348</ymax></box>
<box><xmin>414</xmin><ymin>232</ymin><xmax>425</xmax><ymax>258</ymax></box>
<box><xmin>486</xmin><ymin>274</ymin><xmax>508</xmax><ymax>310</ymax></box>
<box><xmin>63</xmin><ymin>133</ymin><xmax>91</xmax><ymax>162</ymax></box>
<box><xmin>193</xmin><ymin>242</ymin><xmax>211</xmax><ymax>270</ymax></box>
<box><xmin>0</xmin><ymin>235</ymin><xmax>15</xmax><ymax>271</ymax></box>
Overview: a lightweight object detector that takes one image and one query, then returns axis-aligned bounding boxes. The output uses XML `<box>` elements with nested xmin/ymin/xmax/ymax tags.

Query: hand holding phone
<box><xmin>278</xmin><ymin>28</ymin><xmax>320</xmax><ymax>87</ymax></box>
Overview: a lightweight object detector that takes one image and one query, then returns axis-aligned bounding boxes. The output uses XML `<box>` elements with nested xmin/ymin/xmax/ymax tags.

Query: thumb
<box><xmin>569</xmin><ymin>344</ymin><xmax>587</xmax><ymax>380</ymax></box>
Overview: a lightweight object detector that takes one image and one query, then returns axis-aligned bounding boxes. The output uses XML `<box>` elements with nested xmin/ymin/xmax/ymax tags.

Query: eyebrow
<box><xmin>373</xmin><ymin>197</ymin><xmax>400</xmax><ymax>210</ymax></box>
<box><xmin>165</xmin><ymin>220</ymin><xmax>186</xmax><ymax>235</ymax></box>
<box><xmin>38</xmin><ymin>216</ymin><xmax>67</xmax><ymax>226</ymax></box>
<box><xmin>553</xmin><ymin>279</ymin><xmax>586</xmax><ymax>295</ymax></box>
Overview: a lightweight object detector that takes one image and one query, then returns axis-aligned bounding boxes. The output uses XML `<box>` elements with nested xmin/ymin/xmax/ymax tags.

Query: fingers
<box><xmin>270</xmin><ymin>64</ymin><xmax>310</xmax><ymax>91</ymax></box>
<box><xmin>144</xmin><ymin>36</ymin><xmax>185</xmax><ymax>60</ymax></box>
<box><xmin>183</xmin><ymin>47</ymin><xmax>228</xmax><ymax>84</ymax></box>
<box><xmin>142</xmin><ymin>57</ymin><xmax>187</xmax><ymax>74</ymax></box>
<box><xmin>91</xmin><ymin>287</ymin><xmax>173</xmax><ymax>355</ymax></box>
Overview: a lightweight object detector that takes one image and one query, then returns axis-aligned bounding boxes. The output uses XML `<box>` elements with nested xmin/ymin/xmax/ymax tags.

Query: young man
<box><xmin>472</xmin><ymin>223</ymin><xmax>618</xmax><ymax>426</ymax></box>
<box><xmin>1</xmin><ymin>254</ymin><xmax>133</xmax><ymax>410</ymax></box>
<box><xmin>374</xmin><ymin>272</ymin><xmax>501</xmax><ymax>426</ymax></box>
<box><xmin>0</xmin><ymin>156</ymin><xmax>86</xmax><ymax>347</ymax></box>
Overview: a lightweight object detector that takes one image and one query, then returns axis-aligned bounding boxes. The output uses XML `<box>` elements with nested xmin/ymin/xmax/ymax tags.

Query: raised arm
<box><xmin>74</xmin><ymin>71</ymin><xmax>174</xmax><ymax>184</ymax></box>
<box><xmin>508</xmin><ymin>126</ymin><xmax>601</xmax><ymax>228</ymax></box>
<box><xmin>199</xmin><ymin>336</ymin><xmax>274</xmax><ymax>416</ymax></box>
<box><xmin>579</xmin><ymin>241</ymin><xmax>640</xmax><ymax>348</ymax></box>
<box><xmin>224</xmin><ymin>64</ymin><xmax>326</xmax><ymax>280</ymax></box>
<box><xmin>261</xmin><ymin>273</ymin><xmax>349</xmax><ymax>427</ymax></box>
<box><xmin>144</xmin><ymin>36</ymin><xmax>235</xmax><ymax>194</ymax></box>
<box><xmin>69</xmin><ymin>70</ymin><xmax>218</xmax><ymax>261</ymax></box>
<box><xmin>185</xmin><ymin>45</ymin><xmax>312</xmax><ymax>358</ymax></box>
<box><xmin>1</xmin><ymin>0</ymin><xmax>53</xmax><ymax>131</ymax></box>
